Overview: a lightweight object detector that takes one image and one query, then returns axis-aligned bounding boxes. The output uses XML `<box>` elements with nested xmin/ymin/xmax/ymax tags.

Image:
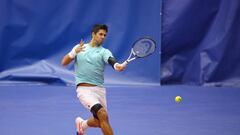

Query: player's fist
<box><xmin>114</xmin><ymin>63</ymin><xmax>126</xmax><ymax>71</ymax></box>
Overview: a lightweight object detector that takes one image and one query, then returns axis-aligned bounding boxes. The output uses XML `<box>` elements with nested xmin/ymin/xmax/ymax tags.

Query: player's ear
<box><xmin>92</xmin><ymin>32</ymin><xmax>96</xmax><ymax>37</ymax></box>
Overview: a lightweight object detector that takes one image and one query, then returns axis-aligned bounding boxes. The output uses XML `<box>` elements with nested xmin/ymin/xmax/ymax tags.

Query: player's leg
<box><xmin>97</xmin><ymin>87</ymin><xmax>114</xmax><ymax>135</ymax></box>
<box><xmin>76</xmin><ymin>87</ymin><xmax>100</xmax><ymax>134</ymax></box>
<box><xmin>98</xmin><ymin>108</ymin><xmax>114</xmax><ymax>135</ymax></box>
<box><xmin>87</xmin><ymin>116</ymin><xmax>100</xmax><ymax>127</ymax></box>
<box><xmin>76</xmin><ymin>86</ymin><xmax>113</xmax><ymax>135</ymax></box>
<box><xmin>91</xmin><ymin>104</ymin><xmax>114</xmax><ymax>135</ymax></box>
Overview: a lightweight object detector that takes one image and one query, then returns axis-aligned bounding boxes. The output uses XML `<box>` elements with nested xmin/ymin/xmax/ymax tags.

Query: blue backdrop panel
<box><xmin>161</xmin><ymin>0</ymin><xmax>240</xmax><ymax>87</ymax></box>
<box><xmin>0</xmin><ymin>0</ymin><xmax>161</xmax><ymax>86</ymax></box>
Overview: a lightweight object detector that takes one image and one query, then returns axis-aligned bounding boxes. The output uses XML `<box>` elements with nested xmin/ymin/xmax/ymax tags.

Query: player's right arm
<box><xmin>61</xmin><ymin>40</ymin><xmax>85</xmax><ymax>66</ymax></box>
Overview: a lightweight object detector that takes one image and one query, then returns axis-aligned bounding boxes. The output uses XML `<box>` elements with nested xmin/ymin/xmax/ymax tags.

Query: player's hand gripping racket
<box><xmin>123</xmin><ymin>37</ymin><xmax>156</xmax><ymax>66</ymax></box>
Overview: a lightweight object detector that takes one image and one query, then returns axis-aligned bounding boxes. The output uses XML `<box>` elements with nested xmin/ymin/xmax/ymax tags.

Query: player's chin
<box><xmin>99</xmin><ymin>39</ymin><xmax>105</xmax><ymax>44</ymax></box>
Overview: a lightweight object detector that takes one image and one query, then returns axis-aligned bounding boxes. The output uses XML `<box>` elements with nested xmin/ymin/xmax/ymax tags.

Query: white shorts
<box><xmin>76</xmin><ymin>86</ymin><xmax>107</xmax><ymax>111</ymax></box>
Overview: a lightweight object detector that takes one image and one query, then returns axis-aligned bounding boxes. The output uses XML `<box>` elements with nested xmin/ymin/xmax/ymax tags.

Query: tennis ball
<box><xmin>175</xmin><ymin>96</ymin><xmax>182</xmax><ymax>103</ymax></box>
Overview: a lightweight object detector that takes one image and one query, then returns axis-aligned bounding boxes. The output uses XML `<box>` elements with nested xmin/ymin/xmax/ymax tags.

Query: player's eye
<box><xmin>99</xmin><ymin>33</ymin><xmax>106</xmax><ymax>37</ymax></box>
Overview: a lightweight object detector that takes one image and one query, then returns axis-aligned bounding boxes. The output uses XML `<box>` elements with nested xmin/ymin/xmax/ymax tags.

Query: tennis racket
<box><xmin>123</xmin><ymin>37</ymin><xmax>156</xmax><ymax>66</ymax></box>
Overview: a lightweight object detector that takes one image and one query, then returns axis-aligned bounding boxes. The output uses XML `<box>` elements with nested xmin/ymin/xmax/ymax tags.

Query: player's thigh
<box><xmin>95</xmin><ymin>88</ymin><xmax>107</xmax><ymax>109</ymax></box>
<box><xmin>76</xmin><ymin>87</ymin><xmax>100</xmax><ymax>110</ymax></box>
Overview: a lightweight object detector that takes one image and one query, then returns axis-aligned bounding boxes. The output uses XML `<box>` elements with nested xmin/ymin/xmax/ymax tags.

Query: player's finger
<box><xmin>79</xmin><ymin>39</ymin><xmax>84</xmax><ymax>46</ymax></box>
<box><xmin>80</xmin><ymin>46</ymin><xmax>86</xmax><ymax>51</ymax></box>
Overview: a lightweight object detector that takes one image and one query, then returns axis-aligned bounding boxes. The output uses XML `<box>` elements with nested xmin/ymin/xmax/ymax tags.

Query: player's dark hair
<box><xmin>91</xmin><ymin>24</ymin><xmax>108</xmax><ymax>34</ymax></box>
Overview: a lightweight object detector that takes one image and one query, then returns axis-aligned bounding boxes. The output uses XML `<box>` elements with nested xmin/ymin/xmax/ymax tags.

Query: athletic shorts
<box><xmin>76</xmin><ymin>86</ymin><xmax>107</xmax><ymax>110</ymax></box>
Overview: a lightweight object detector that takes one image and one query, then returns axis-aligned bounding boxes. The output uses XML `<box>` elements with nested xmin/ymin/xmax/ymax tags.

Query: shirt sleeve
<box><xmin>103</xmin><ymin>49</ymin><xmax>114</xmax><ymax>64</ymax></box>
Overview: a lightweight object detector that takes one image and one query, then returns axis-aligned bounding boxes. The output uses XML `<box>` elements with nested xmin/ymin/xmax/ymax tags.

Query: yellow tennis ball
<box><xmin>175</xmin><ymin>96</ymin><xmax>182</xmax><ymax>103</ymax></box>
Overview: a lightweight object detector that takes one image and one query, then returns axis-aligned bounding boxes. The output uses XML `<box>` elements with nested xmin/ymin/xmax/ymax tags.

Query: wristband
<box><xmin>68</xmin><ymin>49</ymin><xmax>77</xmax><ymax>59</ymax></box>
<box><xmin>113</xmin><ymin>63</ymin><xmax>119</xmax><ymax>70</ymax></box>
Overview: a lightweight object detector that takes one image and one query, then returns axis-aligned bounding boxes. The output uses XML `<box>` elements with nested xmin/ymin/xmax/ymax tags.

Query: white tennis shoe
<box><xmin>75</xmin><ymin>117</ymin><xmax>85</xmax><ymax>135</ymax></box>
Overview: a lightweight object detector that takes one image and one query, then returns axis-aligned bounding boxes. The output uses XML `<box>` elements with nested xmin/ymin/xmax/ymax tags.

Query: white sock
<box><xmin>82</xmin><ymin>120</ymin><xmax>89</xmax><ymax>130</ymax></box>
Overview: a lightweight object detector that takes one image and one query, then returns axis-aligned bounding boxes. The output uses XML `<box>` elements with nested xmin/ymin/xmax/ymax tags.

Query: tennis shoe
<box><xmin>75</xmin><ymin>117</ymin><xmax>85</xmax><ymax>135</ymax></box>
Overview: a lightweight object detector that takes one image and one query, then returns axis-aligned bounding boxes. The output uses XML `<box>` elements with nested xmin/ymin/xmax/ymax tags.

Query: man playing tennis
<box><xmin>61</xmin><ymin>24</ymin><xmax>126</xmax><ymax>135</ymax></box>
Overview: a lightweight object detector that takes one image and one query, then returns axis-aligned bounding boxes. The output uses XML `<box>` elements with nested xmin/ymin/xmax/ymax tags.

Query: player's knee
<box><xmin>90</xmin><ymin>103</ymin><xmax>103</xmax><ymax>119</ymax></box>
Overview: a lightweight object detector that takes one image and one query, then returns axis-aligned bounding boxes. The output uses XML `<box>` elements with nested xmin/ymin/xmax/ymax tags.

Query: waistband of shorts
<box><xmin>76</xmin><ymin>83</ymin><xmax>104</xmax><ymax>89</ymax></box>
<box><xmin>77</xmin><ymin>83</ymin><xmax>98</xmax><ymax>86</ymax></box>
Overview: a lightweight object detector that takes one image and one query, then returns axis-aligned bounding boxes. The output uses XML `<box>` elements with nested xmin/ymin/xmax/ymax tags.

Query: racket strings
<box><xmin>132</xmin><ymin>38</ymin><xmax>156</xmax><ymax>57</ymax></box>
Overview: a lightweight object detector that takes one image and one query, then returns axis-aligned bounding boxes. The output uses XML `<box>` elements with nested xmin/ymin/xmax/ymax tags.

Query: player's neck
<box><xmin>89</xmin><ymin>40</ymin><xmax>100</xmax><ymax>47</ymax></box>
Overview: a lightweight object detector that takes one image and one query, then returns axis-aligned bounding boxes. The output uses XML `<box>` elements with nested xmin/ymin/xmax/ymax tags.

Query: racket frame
<box><xmin>123</xmin><ymin>37</ymin><xmax>156</xmax><ymax>66</ymax></box>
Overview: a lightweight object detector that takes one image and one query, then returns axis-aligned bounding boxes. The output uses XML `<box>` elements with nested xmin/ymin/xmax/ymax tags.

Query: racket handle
<box><xmin>122</xmin><ymin>60</ymin><xmax>129</xmax><ymax>67</ymax></box>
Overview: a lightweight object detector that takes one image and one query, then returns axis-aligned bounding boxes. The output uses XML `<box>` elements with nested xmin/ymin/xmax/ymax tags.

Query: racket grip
<box><xmin>122</xmin><ymin>60</ymin><xmax>129</xmax><ymax>67</ymax></box>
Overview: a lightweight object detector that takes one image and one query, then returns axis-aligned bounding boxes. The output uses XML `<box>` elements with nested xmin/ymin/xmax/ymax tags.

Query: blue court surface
<box><xmin>0</xmin><ymin>85</ymin><xmax>240</xmax><ymax>135</ymax></box>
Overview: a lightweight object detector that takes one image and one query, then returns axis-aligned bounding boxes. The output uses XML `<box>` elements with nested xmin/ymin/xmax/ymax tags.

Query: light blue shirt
<box><xmin>73</xmin><ymin>43</ymin><xmax>113</xmax><ymax>87</ymax></box>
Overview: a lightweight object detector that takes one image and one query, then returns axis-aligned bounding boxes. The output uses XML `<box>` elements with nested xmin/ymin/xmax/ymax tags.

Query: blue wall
<box><xmin>1</xmin><ymin>0</ymin><xmax>239</xmax><ymax>87</ymax></box>
<box><xmin>161</xmin><ymin>0</ymin><xmax>240</xmax><ymax>87</ymax></box>
<box><xmin>0</xmin><ymin>0</ymin><xmax>161</xmax><ymax>86</ymax></box>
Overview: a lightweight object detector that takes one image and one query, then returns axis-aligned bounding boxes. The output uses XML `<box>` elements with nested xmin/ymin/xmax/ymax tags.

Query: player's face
<box><xmin>92</xmin><ymin>29</ymin><xmax>107</xmax><ymax>45</ymax></box>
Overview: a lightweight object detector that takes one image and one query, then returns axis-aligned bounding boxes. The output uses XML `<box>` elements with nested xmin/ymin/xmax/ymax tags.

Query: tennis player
<box><xmin>61</xmin><ymin>24</ymin><xmax>126</xmax><ymax>135</ymax></box>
